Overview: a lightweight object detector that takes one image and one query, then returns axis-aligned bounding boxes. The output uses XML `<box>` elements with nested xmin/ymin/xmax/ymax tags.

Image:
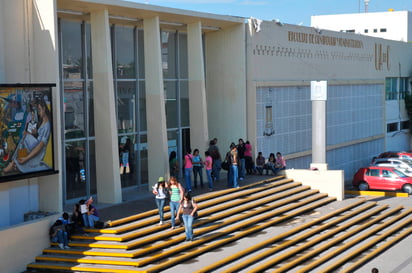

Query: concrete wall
<box><xmin>205</xmin><ymin>24</ymin><xmax>247</xmax><ymax>147</ymax></box>
<box><xmin>285</xmin><ymin>168</ymin><xmax>345</xmax><ymax>201</ymax></box>
<box><xmin>311</xmin><ymin>11</ymin><xmax>411</xmax><ymax>42</ymax></box>
<box><xmin>0</xmin><ymin>214</ymin><xmax>57</xmax><ymax>273</ymax></box>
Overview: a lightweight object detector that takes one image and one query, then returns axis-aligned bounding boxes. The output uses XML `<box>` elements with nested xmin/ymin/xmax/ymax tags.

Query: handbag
<box><xmin>221</xmin><ymin>160</ymin><xmax>229</xmax><ymax>171</ymax></box>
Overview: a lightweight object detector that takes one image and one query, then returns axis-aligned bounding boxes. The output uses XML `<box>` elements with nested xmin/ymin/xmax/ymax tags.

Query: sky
<box><xmin>129</xmin><ymin>0</ymin><xmax>412</xmax><ymax>26</ymax></box>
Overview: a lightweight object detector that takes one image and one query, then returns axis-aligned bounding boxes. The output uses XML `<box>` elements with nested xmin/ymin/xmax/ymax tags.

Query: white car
<box><xmin>372</xmin><ymin>158</ymin><xmax>412</xmax><ymax>175</ymax></box>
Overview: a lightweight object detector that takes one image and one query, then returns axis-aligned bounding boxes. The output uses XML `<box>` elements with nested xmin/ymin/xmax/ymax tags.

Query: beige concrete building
<box><xmin>1</xmin><ymin>0</ymin><xmax>412</xmax><ymax>272</ymax></box>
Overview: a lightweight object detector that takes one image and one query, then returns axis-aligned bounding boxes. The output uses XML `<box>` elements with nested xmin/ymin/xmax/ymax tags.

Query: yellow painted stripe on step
<box><xmin>143</xmin><ymin>196</ymin><xmax>335</xmax><ymax>273</ymax></box>
<box><xmin>194</xmin><ymin>198</ymin><xmax>368</xmax><ymax>273</ymax></box>
<box><xmin>137</xmin><ymin>193</ymin><xmax>331</xmax><ymax>266</ymax></box>
<box><xmin>320</xmin><ymin>209</ymin><xmax>412</xmax><ymax>273</ymax></box>
<box><xmin>86</xmin><ymin>180</ymin><xmax>299</xmax><ymax>242</ymax></box>
<box><xmin>340</xmin><ymin>227</ymin><xmax>412</xmax><ymax>273</ymax></box>
<box><xmin>277</xmin><ymin>206</ymin><xmax>410</xmax><ymax>273</ymax></box>
<box><xmin>130</xmin><ymin>188</ymin><xmax>317</xmax><ymax>258</ymax></box>
<box><xmin>247</xmin><ymin>204</ymin><xmax>391</xmax><ymax>273</ymax></box>
<box><xmin>96</xmin><ymin>178</ymin><xmax>294</xmax><ymax>235</ymax></box>
<box><xmin>36</xmin><ymin>256</ymin><xmax>140</xmax><ymax>266</ymax></box>
<box><xmin>27</xmin><ymin>264</ymin><xmax>144</xmax><ymax>273</ymax></box>
<box><xmin>106</xmin><ymin>177</ymin><xmax>286</xmax><ymax>227</ymax></box>
<box><xmin>43</xmin><ymin>248</ymin><xmax>135</xmax><ymax>258</ymax></box>
<box><xmin>345</xmin><ymin>190</ymin><xmax>409</xmax><ymax>197</ymax></box>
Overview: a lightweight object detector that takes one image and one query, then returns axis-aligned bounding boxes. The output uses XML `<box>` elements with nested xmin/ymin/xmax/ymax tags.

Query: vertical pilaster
<box><xmin>188</xmin><ymin>22</ymin><xmax>209</xmax><ymax>152</ymax></box>
<box><xmin>144</xmin><ymin>16</ymin><xmax>169</xmax><ymax>187</ymax></box>
<box><xmin>90</xmin><ymin>9</ymin><xmax>122</xmax><ymax>203</ymax></box>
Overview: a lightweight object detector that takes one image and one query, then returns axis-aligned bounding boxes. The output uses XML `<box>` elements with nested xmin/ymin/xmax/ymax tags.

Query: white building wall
<box><xmin>311</xmin><ymin>11</ymin><xmax>412</xmax><ymax>42</ymax></box>
<box><xmin>247</xmin><ymin>20</ymin><xmax>412</xmax><ymax>181</ymax></box>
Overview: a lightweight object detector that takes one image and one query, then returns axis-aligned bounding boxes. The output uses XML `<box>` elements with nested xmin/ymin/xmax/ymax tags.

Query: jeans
<box><xmin>212</xmin><ymin>159</ymin><xmax>221</xmax><ymax>181</ymax></box>
<box><xmin>83</xmin><ymin>213</ymin><xmax>100</xmax><ymax>228</ymax></box>
<box><xmin>256</xmin><ymin>166</ymin><xmax>264</xmax><ymax>175</ymax></box>
<box><xmin>51</xmin><ymin>229</ymin><xmax>68</xmax><ymax>246</ymax></box>
<box><xmin>182</xmin><ymin>214</ymin><xmax>194</xmax><ymax>240</ymax></box>
<box><xmin>193</xmin><ymin>166</ymin><xmax>204</xmax><ymax>188</ymax></box>
<box><xmin>239</xmin><ymin>158</ymin><xmax>246</xmax><ymax>178</ymax></box>
<box><xmin>184</xmin><ymin>168</ymin><xmax>192</xmax><ymax>191</ymax></box>
<box><xmin>206</xmin><ymin>169</ymin><xmax>213</xmax><ymax>189</ymax></box>
<box><xmin>229</xmin><ymin>164</ymin><xmax>239</xmax><ymax>188</ymax></box>
<box><xmin>170</xmin><ymin>201</ymin><xmax>180</xmax><ymax>228</ymax></box>
<box><xmin>155</xmin><ymin>198</ymin><xmax>166</xmax><ymax>222</ymax></box>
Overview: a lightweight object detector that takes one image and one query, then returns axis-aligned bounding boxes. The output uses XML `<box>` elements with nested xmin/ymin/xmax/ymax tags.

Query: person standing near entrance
<box><xmin>204</xmin><ymin>151</ymin><xmax>213</xmax><ymax>190</ymax></box>
<box><xmin>208</xmin><ymin>138</ymin><xmax>221</xmax><ymax>181</ymax></box>
<box><xmin>237</xmin><ymin>138</ymin><xmax>246</xmax><ymax>180</ymax></box>
<box><xmin>228</xmin><ymin>142</ymin><xmax>239</xmax><ymax>188</ymax></box>
<box><xmin>184</xmin><ymin>148</ymin><xmax>193</xmax><ymax>191</ymax></box>
<box><xmin>192</xmin><ymin>149</ymin><xmax>204</xmax><ymax>189</ymax></box>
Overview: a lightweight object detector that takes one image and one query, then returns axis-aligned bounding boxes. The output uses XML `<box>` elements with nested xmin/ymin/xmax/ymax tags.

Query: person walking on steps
<box><xmin>176</xmin><ymin>191</ymin><xmax>198</xmax><ymax>241</ymax></box>
<box><xmin>152</xmin><ymin>176</ymin><xmax>169</xmax><ymax>225</ymax></box>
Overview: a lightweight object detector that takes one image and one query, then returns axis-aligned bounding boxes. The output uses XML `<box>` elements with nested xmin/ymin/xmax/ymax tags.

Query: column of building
<box><xmin>90</xmin><ymin>9</ymin><xmax>122</xmax><ymax>203</ymax></box>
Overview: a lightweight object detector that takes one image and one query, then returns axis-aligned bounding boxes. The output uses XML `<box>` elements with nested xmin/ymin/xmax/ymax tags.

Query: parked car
<box><xmin>352</xmin><ymin>166</ymin><xmax>412</xmax><ymax>194</ymax></box>
<box><xmin>371</xmin><ymin>158</ymin><xmax>412</xmax><ymax>174</ymax></box>
<box><xmin>373</xmin><ymin>151</ymin><xmax>412</xmax><ymax>162</ymax></box>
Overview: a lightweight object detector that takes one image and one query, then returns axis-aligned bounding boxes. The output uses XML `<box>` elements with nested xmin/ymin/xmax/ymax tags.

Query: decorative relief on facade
<box><xmin>252</xmin><ymin>31</ymin><xmax>375</xmax><ymax>64</ymax></box>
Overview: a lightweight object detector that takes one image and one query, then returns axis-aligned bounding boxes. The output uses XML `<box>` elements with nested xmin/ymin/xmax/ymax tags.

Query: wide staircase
<box><xmin>26</xmin><ymin>176</ymin><xmax>412</xmax><ymax>272</ymax></box>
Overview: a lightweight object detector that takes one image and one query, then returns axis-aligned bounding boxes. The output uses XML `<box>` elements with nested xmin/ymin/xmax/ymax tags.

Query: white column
<box><xmin>311</xmin><ymin>81</ymin><xmax>328</xmax><ymax>171</ymax></box>
<box><xmin>144</xmin><ymin>17</ymin><xmax>169</xmax><ymax>187</ymax></box>
<box><xmin>188</xmin><ymin>22</ymin><xmax>209</xmax><ymax>152</ymax></box>
<box><xmin>90</xmin><ymin>9</ymin><xmax>122</xmax><ymax>203</ymax></box>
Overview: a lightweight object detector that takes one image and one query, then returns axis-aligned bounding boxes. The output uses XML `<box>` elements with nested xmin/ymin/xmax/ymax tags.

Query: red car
<box><xmin>374</xmin><ymin>151</ymin><xmax>412</xmax><ymax>161</ymax></box>
<box><xmin>352</xmin><ymin>166</ymin><xmax>412</xmax><ymax>194</ymax></box>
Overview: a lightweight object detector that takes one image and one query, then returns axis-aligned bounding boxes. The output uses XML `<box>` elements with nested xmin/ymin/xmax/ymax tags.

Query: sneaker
<box><xmin>239</xmin><ymin>177</ymin><xmax>244</xmax><ymax>181</ymax></box>
<box><xmin>64</xmin><ymin>245</ymin><xmax>71</xmax><ymax>249</ymax></box>
<box><xmin>58</xmin><ymin>243</ymin><xmax>64</xmax><ymax>249</ymax></box>
<box><xmin>158</xmin><ymin>221</ymin><xmax>163</xmax><ymax>226</ymax></box>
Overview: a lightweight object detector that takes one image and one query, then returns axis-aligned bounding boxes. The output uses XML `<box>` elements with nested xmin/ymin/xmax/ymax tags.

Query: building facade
<box><xmin>0</xmin><ymin>1</ymin><xmax>412</xmax><ymax>272</ymax></box>
<box><xmin>311</xmin><ymin>10</ymin><xmax>412</xmax><ymax>42</ymax></box>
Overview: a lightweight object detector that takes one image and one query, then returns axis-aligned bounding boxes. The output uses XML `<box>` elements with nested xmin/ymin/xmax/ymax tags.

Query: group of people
<box><xmin>221</xmin><ymin>138</ymin><xmax>287</xmax><ymax>188</ymax></box>
<box><xmin>255</xmin><ymin>152</ymin><xmax>287</xmax><ymax>176</ymax></box>
<box><xmin>169</xmin><ymin>137</ymin><xmax>287</xmax><ymax>191</ymax></box>
<box><xmin>49</xmin><ymin>196</ymin><xmax>100</xmax><ymax>249</ymax></box>
<box><xmin>152</xmin><ymin>176</ymin><xmax>198</xmax><ymax>241</ymax></box>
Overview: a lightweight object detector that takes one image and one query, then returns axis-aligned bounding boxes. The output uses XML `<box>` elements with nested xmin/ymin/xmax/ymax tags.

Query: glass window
<box><xmin>399</xmin><ymin>77</ymin><xmax>409</xmax><ymax>99</ymax></box>
<box><xmin>116</xmin><ymin>81</ymin><xmax>137</xmax><ymax>133</ymax></box>
<box><xmin>380</xmin><ymin>28</ymin><xmax>387</xmax><ymax>33</ymax></box>
<box><xmin>65</xmin><ymin>140</ymin><xmax>86</xmax><ymax>199</ymax></box>
<box><xmin>180</xmin><ymin>80</ymin><xmax>189</xmax><ymax>127</ymax></box>
<box><xmin>61</xmin><ymin>20</ymin><xmax>82</xmax><ymax>79</ymax></box>
<box><xmin>137</xmin><ymin>29</ymin><xmax>145</xmax><ymax>79</ymax></box>
<box><xmin>178</xmin><ymin>33</ymin><xmax>188</xmax><ymax>79</ymax></box>
<box><xmin>162</xmin><ymin>31</ymin><xmax>177</xmax><ymax>79</ymax></box>
<box><xmin>138</xmin><ymin>81</ymin><xmax>147</xmax><ymax>132</ymax></box>
<box><xmin>385</xmin><ymin>77</ymin><xmax>398</xmax><ymax>100</ymax></box>
<box><xmin>382</xmin><ymin>170</ymin><xmax>391</xmax><ymax>177</ymax></box>
<box><xmin>139</xmin><ymin>134</ymin><xmax>149</xmax><ymax>186</ymax></box>
<box><xmin>368</xmin><ymin>169</ymin><xmax>379</xmax><ymax>177</ymax></box>
<box><xmin>64</xmin><ymin>81</ymin><xmax>85</xmax><ymax>139</ymax></box>
<box><xmin>119</xmin><ymin>135</ymin><xmax>137</xmax><ymax>187</ymax></box>
<box><xmin>387</xmin><ymin>122</ymin><xmax>398</xmax><ymax>133</ymax></box>
<box><xmin>165</xmin><ymin>80</ymin><xmax>178</xmax><ymax>128</ymax></box>
<box><xmin>88</xmin><ymin>82</ymin><xmax>95</xmax><ymax>137</ymax></box>
<box><xmin>401</xmin><ymin>120</ymin><xmax>409</xmax><ymax>130</ymax></box>
<box><xmin>89</xmin><ymin>140</ymin><xmax>97</xmax><ymax>195</ymax></box>
<box><xmin>86</xmin><ymin>23</ymin><xmax>93</xmax><ymax>79</ymax></box>
<box><xmin>115</xmin><ymin>26</ymin><xmax>135</xmax><ymax>79</ymax></box>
